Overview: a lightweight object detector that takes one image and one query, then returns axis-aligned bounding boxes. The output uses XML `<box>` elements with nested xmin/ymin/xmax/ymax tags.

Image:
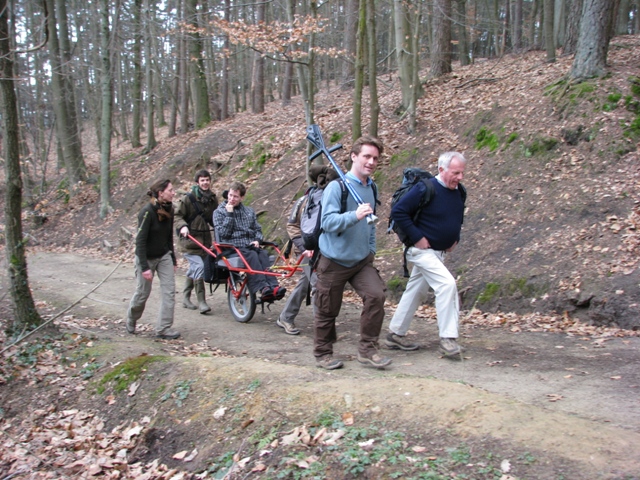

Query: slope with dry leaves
<box><xmin>20</xmin><ymin>35</ymin><xmax>640</xmax><ymax>330</ymax></box>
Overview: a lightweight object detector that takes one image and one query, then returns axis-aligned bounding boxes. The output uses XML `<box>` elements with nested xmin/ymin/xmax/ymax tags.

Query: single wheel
<box><xmin>227</xmin><ymin>278</ymin><xmax>256</xmax><ymax>323</ymax></box>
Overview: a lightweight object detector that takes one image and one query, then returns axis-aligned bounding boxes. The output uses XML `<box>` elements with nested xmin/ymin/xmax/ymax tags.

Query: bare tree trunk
<box><xmin>116</xmin><ymin>49</ymin><xmax>129</xmax><ymax>142</ymax></box>
<box><xmin>367</xmin><ymin>0</ymin><xmax>379</xmax><ymax>138</ymax></box>
<box><xmin>143</xmin><ymin>0</ymin><xmax>157</xmax><ymax>153</ymax></box>
<box><xmin>179</xmin><ymin>31</ymin><xmax>189</xmax><ymax>132</ymax></box>
<box><xmin>186</xmin><ymin>0</ymin><xmax>211</xmax><ymax>128</ymax></box>
<box><xmin>131</xmin><ymin>0</ymin><xmax>143</xmax><ymax>147</ymax></box>
<box><xmin>394</xmin><ymin>0</ymin><xmax>415</xmax><ymax>110</ymax></box>
<box><xmin>514</xmin><ymin>0</ymin><xmax>523</xmax><ymax>50</ymax></box>
<box><xmin>544</xmin><ymin>0</ymin><xmax>556</xmax><ymax>61</ymax></box>
<box><xmin>251</xmin><ymin>1</ymin><xmax>266</xmax><ymax>114</ymax></box>
<box><xmin>281</xmin><ymin>57</ymin><xmax>293</xmax><ymax>106</ymax></box>
<box><xmin>352</xmin><ymin>0</ymin><xmax>366</xmax><ymax>139</ymax></box>
<box><xmin>341</xmin><ymin>0</ymin><xmax>358</xmax><ymax>89</ymax></box>
<box><xmin>45</xmin><ymin>0</ymin><xmax>86</xmax><ymax>186</ymax></box>
<box><xmin>408</xmin><ymin>0</ymin><xmax>422</xmax><ymax>133</ymax></box>
<box><xmin>616</xmin><ymin>0</ymin><xmax>630</xmax><ymax>33</ymax></box>
<box><xmin>563</xmin><ymin>0</ymin><xmax>583</xmax><ymax>55</ymax></box>
<box><xmin>529</xmin><ymin>0</ymin><xmax>540</xmax><ymax>48</ymax></box>
<box><xmin>54</xmin><ymin>0</ymin><xmax>84</xmax><ymax>174</ymax></box>
<box><xmin>554</xmin><ymin>0</ymin><xmax>566</xmax><ymax>47</ymax></box>
<box><xmin>503</xmin><ymin>0</ymin><xmax>511</xmax><ymax>52</ymax></box>
<box><xmin>220</xmin><ymin>0</ymin><xmax>231</xmax><ymax>119</ymax></box>
<box><xmin>570</xmin><ymin>0</ymin><xmax>614</xmax><ymax>79</ymax></box>
<box><xmin>431</xmin><ymin>0</ymin><xmax>452</xmax><ymax>76</ymax></box>
<box><xmin>455</xmin><ymin>0</ymin><xmax>471</xmax><ymax>64</ymax></box>
<box><xmin>100</xmin><ymin>0</ymin><xmax>113</xmax><ymax>219</ymax></box>
<box><xmin>286</xmin><ymin>0</ymin><xmax>314</xmax><ymax>125</ymax></box>
<box><xmin>0</xmin><ymin>0</ymin><xmax>43</xmax><ymax>332</ymax></box>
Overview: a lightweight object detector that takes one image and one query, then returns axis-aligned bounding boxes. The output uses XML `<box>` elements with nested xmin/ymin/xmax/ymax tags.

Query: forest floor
<box><xmin>0</xmin><ymin>252</ymin><xmax>639</xmax><ymax>479</ymax></box>
<box><xmin>1</xmin><ymin>36</ymin><xmax>640</xmax><ymax>480</ymax></box>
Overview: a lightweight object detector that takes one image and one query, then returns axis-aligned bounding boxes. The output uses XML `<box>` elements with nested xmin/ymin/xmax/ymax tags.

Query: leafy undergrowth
<box><xmin>0</xmin><ymin>333</ymin><xmax>579</xmax><ymax>480</ymax></box>
<box><xmin>1</xmin><ymin>304</ymin><xmax>636</xmax><ymax>479</ymax></box>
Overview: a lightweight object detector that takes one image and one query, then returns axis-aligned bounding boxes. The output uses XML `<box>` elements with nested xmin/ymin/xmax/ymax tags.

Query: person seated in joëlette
<box><xmin>213</xmin><ymin>181</ymin><xmax>286</xmax><ymax>302</ymax></box>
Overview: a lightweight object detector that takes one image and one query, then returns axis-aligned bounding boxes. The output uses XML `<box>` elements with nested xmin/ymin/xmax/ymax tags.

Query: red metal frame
<box><xmin>186</xmin><ymin>234</ymin><xmax>304</xmax><ymax>278</ymax></box>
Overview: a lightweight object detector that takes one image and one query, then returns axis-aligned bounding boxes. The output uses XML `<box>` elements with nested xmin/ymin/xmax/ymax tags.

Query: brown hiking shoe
<box><xmin>357</xmin><ymin>351</ymin><xmax>392</xmax><ymax>368</ymax></box>
<box><xmin>439</xmin><ymin>338</ymin><xmax>463</xmax><ymax>357</ymax></box>
<box><xmin>316</xmin><ymin>355</ymin><xmax>344</xmax><ymax>370</ymax></box>
<box><xmin>384</xmin><ymin>332</ymin><xmax>419</xmax><ymax>351</ymax></box>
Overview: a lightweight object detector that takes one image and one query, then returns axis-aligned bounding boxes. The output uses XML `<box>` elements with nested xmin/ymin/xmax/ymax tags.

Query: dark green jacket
<box><xmin>174</xmin><ymin>187</ymin><xmax>218</xmax><ymax>255</ymax></box>
<box><xmin>135</xmin><ymin>200</ymin><xmax>176</xmax><ymax>271</ymax></box>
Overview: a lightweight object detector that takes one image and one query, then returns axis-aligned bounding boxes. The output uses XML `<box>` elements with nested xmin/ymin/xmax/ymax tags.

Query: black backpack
<box><xmin>388</xmin><ymin>168</ymin><xmax>466</xmax><ymax>276</ymax></box>
<box><xmin>387</xmin><ymin>168</ymin><xmax>437</xmax><ymax>246</ymax></box>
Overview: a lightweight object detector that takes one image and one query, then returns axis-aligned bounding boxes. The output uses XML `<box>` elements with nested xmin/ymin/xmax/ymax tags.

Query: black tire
<box><xmin>228</xmin><ymin>279</ymin><xmax>256</xmax><ymax>323</ymax></box>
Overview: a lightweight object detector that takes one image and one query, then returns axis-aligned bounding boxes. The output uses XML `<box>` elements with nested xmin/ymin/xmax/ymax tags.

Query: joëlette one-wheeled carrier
<box><xmin>187</xmin><ymin>234</ymin><xmax>304</xmax><ymax>323</ymax></box>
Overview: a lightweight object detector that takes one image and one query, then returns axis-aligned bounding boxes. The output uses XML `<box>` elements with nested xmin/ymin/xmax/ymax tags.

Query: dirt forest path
<box><xmin>25</xmin><ymin>251</ymin><xmax>640</xmax><ymax>478</ymax></box>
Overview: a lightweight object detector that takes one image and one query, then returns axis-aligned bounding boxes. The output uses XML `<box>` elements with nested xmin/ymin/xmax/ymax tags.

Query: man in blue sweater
<box><xmin>313</xmin><ymin>136</ymin><xmax>391</xmax><ymax>370</ymax></box>
<box><xmin>386</xmin><ymin>152</ymin><xmax>467</xmax><ymax>357</ymax></box>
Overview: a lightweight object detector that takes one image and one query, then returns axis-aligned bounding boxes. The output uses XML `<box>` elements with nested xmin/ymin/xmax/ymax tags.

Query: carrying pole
<box><xmin>305</xmin><ymin>124</ymin><xmax>378</xmax><ymax>224</ymax></box>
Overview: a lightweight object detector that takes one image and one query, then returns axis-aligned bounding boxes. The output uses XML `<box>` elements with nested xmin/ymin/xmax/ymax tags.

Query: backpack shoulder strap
<box><xmin>338</xmin><ymin>179</ymin><xmax>349</xmax><ymax>214</ymax></box>
<box><xmin>337</xmin><ymin>179</ymin><xmax>379</xmax><ymax>214</ymax></box>
<box><xmin>288</xmin><ymin>193</ymin><xmax>308</xmax><ymax>225</ymax></box>
<box><xmin>459</xmin><ymin>183</ymin><xmax>467</xmax><ymax>205</ymax></box>
<box><xmin>186</xmin><ymin>193</ymin><xmax>208</xmax><ymax>226</ymax></box>
<box><xmin>371</xmin><ymin>182</ymin><xmax>380</xmax><ymax>213</ymax></box>
<box><xmin>419</xmin><ymin>178</ymin><xmax>435</xmax><ymax>208</ymax></box>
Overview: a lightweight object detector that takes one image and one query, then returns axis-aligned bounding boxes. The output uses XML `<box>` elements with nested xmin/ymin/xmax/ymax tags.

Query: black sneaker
<box><xmin>384</xmin><ymin>332</ymin><xmax>419</xmax><ymax>351</ymax></box>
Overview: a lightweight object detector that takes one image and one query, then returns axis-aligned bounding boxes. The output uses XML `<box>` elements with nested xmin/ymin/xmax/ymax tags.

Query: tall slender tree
<box><xmin>186</xmin><ymin>0</ymin><xmax>211</xmax><ymax>128</ymax></box>
<box><xmin>251</xmin><ymin>0</ymin><xmax>266</xmax><ymax>114</ymax></box>
<box><xmin>99</xmin><ymin>0</ymin><xmax>113</xmax><ymax>219</ymax></box>
<box><xmin>131</xmin><ymin>0</ymin><xmax>143</xmax><ymax>147</ymax></box>
<box><xmin>0</xmin><ymin>0</ymin><xmax>43</xmax><ymax>332</ymax></box>
<box><xmin>352</xmin><ymin>0</ymin><xmax>366</xmax><ymax>139</ymax></box>
<box><xmin>367</xmin><ymin>0</ymin><xmax>379</xmax><ymax>138</ymax></box>
<box><xmin>143</xmin><ymin>0</ymin><xmax>157</xmax><ymax>152</ymax></box>
<box><xmin>431</xmin><ymin>0</ymin><xmax>452</xmax><ymax>76</ymax></box>
<box><xmin>45</xmin><ymin>0</ymin><xmax>87</xmax><ymax>186</ymax></box>
<box><xmin>544</xmin><ymin>0</ymin><xmax>556</xmax><ymax>62</ymax></box>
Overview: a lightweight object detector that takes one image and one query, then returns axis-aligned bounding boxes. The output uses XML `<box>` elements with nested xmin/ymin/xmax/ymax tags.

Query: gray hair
<box><xmin>438</xmin><ymin>152</ymin><xmax>466</xmax><ymax>170</ymax></box>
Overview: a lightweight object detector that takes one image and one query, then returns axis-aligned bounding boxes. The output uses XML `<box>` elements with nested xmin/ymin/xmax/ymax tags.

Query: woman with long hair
<box><xmin>126</xmin><ymin>179</ymin><xmax>180</xmax><ymax>339</ymax></box>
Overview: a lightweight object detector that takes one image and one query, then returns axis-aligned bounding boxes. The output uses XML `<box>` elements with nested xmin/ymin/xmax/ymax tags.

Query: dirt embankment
<box><xmin>1</xmin><ymin>251</ymin><xmax>637</xmax><ymax>478</ymax></box>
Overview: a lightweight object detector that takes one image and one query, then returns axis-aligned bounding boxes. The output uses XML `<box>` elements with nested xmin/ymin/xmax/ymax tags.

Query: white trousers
<box><xmin>388</xmin><ymin>247</ymin><xmax>459</xmax><ymax>339</ymax></box>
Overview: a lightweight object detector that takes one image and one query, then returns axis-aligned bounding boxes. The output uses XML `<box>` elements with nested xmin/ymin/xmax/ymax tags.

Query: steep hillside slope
<box><xmin>29</xmin><ymin>36</ymin><xmax>640</xmax><ymax>329</ymax></box>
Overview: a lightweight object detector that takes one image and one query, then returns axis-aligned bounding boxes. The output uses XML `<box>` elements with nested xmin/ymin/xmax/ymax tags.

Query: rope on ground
<box><xmin>0</xmin><ymin>255</ymin><xmax>127</xmax><ymax>356</ymax></box>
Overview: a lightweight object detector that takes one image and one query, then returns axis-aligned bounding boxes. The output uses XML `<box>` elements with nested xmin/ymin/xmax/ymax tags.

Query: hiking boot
<box><xmin>182</xmin><ymin>277</ymin><xmax>197</xmax><ymax>310</ymax></box>
<box><xmin>126</xmin><ymin>317</ymin><xmax>136</xmax><ymax>334</ymax></box>
<box><xmin>384</xmin><ymin>332</ymin><xmax>419</xmax><ymax>351</ymax></box>
<box><xmin>357</xmin><ymin>351</ymin><xmax>392</xmax><ymax>368</ymax></box>
<box><xmin>277</xmin><ymin>317</ymin><xmax>300</xmax><ymax>335</ymax></box>
<box><xmin>439</xmin><ymin>338</ymin><xmax>463</xmax><ymax>357</ymax></box>
<box><xmin>316</xmin><ymin>355</ymin><xmax>344</xmax><ymax>370</ymax></box>
<box><xmin>194</xmin><ymin>279</ymin><xmax>211</xmax><ymax>314</ymax></box>
<box><xmin>156</xmin><ymin>329</ymin><xmax>181</xmax><ymax>340</ymax></box>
